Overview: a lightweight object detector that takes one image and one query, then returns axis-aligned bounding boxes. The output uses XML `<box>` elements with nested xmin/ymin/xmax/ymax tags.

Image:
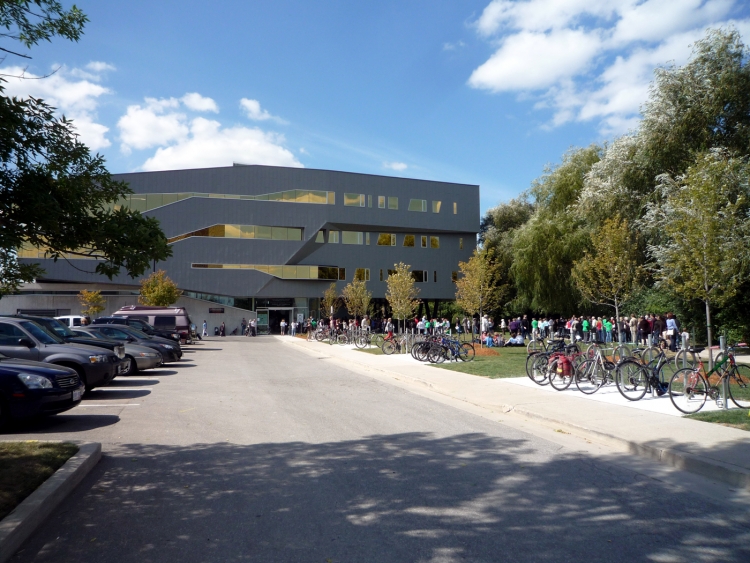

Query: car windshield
<box><xmin>38</xmin><ymin>318</ymin><xmax>76</xmax><ymax>339</ymax></box>
<box><xmin>19</xmin><ymin>321</ymin><xmax>64</xmax><ymax>344</ymax></box>
<box><xmin>121</xmin><ymin>327</ymin><xmax>151</xmax><ymax>339</ymax></box>
<box><xmin>72</xmin><ymin>330</ymin><xmax>95</xmax><ymax>338</ymax></box>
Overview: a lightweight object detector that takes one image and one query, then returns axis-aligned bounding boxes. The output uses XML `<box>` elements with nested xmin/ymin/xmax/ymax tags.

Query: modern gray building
<box><xmin>18</xmin><ymin>164</ymin><xmax>479</xmax><ymax>330</ymax></box>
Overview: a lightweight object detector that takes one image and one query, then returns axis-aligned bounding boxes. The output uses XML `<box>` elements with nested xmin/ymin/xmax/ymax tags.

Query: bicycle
<box><xmin>575</xmin><ymin>346</ymin><xmax>618</xmax><ymax>394</ymax></box>
<box><xmin>615</xmin><ymin>347</ymin><xmax>675</xmax><ymax>401</ymax></box>
<box><xmin>546</xmin><ymin>344</ymin><xmax>588</xmax><ymax>391</ymax></box>
<box><xmin>668</xmin><ymin>347</ymin><xmax>750</xmax><ymax>414</ymax></box>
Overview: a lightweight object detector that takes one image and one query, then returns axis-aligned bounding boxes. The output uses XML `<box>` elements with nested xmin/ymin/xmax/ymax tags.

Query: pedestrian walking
<box><xmin>202</xmin><ymin>320</ymin><xmax>208</xmax><ymax>337</ymax></box>
<box><xmin>280</xmin><ymin>319</ymin><xmax>287</xmax><ymax>335</ymax></box>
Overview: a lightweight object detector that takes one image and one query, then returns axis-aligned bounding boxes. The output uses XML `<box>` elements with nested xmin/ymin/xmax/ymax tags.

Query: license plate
<box><xmin>73</xmin><ymin>388</ymin><xmax>83</xmax><ymax>401</ymax></box>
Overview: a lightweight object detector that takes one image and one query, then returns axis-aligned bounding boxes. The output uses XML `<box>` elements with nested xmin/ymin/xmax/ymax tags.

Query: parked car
<box><xmin>92</xmin><ymin>316</ymin><xmax>182</xmax><ymax>343</ymax></box>
<box><xmin>70</xmin><ymin>329</ymin><xmax>163</xmax><ymax>375</ymax></box>
<box><xmin>0</xmin><ymin>318</ymin><xmax>120</xmax><ymax>392</ymax></box>
<box><xmin>0</xmin><ymin>355</ymin><xmax>85</xmax><ymax>430</ymax></box>
<box><xmin>110</xmin><ymin>306</ymin><xmax>194</xmax><ymax>343</ymax></box>
<box><xmin>16</xmin><ymin>315</ymin><xmax>126</xmax><ymax>362</ymax></box>
<box><xmin>54</xmin><ymin>315</ymin><xmax>88</xmax><ymax>328</ymax></box>
<box><xmin>77</xmin><ymin>325</ymin><xmax>183</xmax><ymax>363</ymax></box>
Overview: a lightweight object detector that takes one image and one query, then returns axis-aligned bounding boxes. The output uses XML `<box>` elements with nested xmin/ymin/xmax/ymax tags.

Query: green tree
<box><xmin>572</xmin><ymin>216</ymin><xmax>643</xmax><ymax>339</ymax></box>
<box><xmin>645</xmin><ymin>151</ymin><xmax>750</xmax><ymax>367</ymax></box>
<box><xmin>454</xmin><ymin>248</ymin><xmax>502</xmax><ymax>318</ymax></box>
<box><xmin>341</xmin><ymin>277</ymin><xmax>372</xmax><ymax>321</ymax></box>
<box><xmin>77</xmin><ymin>289</ymin><xmax>105</xmax><ymax>318</ymax></box>
<box><xmin>321</xmin><ymin>282</ymin><xmax>340</xmax><ymax>317</ymax></box>
<box><xmin>0</xmin><ymin>1</ymin><xmax>172</xmax><ymax>295</ymax></box>
<box><xmin>385</xmin><ymin>262</ymin><xmax>420</xmax><ymax>331</ymax></box>
<box><xmin>139</xmin><ymin>270</ymin><xmax>182</xmax><ymax>307</ymax></box>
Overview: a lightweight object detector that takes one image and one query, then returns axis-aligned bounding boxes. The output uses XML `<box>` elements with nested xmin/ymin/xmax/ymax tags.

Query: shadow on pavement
<box><xmin>12</xmin><ymin>432</ymin><xmax>750</xmax><ymax>563</ymax></box>
<box><xmin>84</xmin><ymin>389</ymin><xmax>151</xmax><ymax>400</ymax></box>
<box><xmin>2</xmin><ymin>414</ymin><xmax>120</xmax><ymax>435</ymax></box>
<box><xmin>108</xmin><ymin>379</ymin><xmax>160</xmax><ymax>387</ymax></box>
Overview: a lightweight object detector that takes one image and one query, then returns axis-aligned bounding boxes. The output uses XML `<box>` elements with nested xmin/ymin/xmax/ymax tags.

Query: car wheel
<box><xmin>124</xmin><ymin>355</ymin><xmax>138</xmax><ymax>376</ymax></box>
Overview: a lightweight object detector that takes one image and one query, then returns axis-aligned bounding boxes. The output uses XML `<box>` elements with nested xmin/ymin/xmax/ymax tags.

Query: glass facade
<box><xmin>168</xmin><ymin>224</ymin><xmax>303</xmax><ymax>244</ymax></box>
<box><xmin>344</xmin><ymin>193</ymin><xmax>365</xmax><ymax>207</ymax></box>
<box><xmin>192</xmin><ymin>263</ymin><xmax>343</xmax><ymax>280</ymax></box>
<box><xmin>342</xmin><ymin>231</ymin><xmax>363</xmax><ymax>245</ymax></box>
<box><xmin>408</xmin><ymin>199</ymin><xmax>426</xmax><ymax>212</ymax></box>
<box><xmin>113</xmin><ymin>190</ymin><xmax>336</xmax><ymax>213</ymax></box>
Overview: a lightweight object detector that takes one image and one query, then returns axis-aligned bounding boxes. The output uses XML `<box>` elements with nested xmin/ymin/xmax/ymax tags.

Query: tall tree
<box><xmin>454</xmin><ymin>248</ymin><xmax>502</xmax><ymax>318</ymax></box>
<box><xmin>341</xmin><ymin>277</ymin><xmax>371</xmax><ymax>321</ymax></box>
<box><xmin>645</xmin><ymin>151</ymin><xmax>750</xmax><ymax>367</ymax></box>
<box><xmin>0</xmin><ymin>1</ymin><xmax>172</xmax><ymax>295</ymax></box>
<box><xmin>321</xmin><ymin>282</ymin><xmax>340</xmax><ymax>318</ymax></box>
<box><xmin>77</xmin><ymin>289</ymin><xmax>105</xmax><ymax>318</ymax></box>
<box><xmin>572</xmin><ymin>216</ymin><xmax>643</xmax><ymax>339</ymax></box>
<box><xmin>139</xmin><ymin>270</ymin><xmax>182</xmax><ymax>307</ymax></box>
<box><xmin>385</xmin><ymin>262</ymin><xmax>420</xmax><ymax>332</ymax></box>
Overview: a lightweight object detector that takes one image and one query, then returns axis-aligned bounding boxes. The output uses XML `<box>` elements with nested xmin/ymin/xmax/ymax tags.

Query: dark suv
<box><xmin>92</xmin><ymin>316</ymin><xmax>181</xmax><ymax>342</ymax></box>
<box><xmin>0</xmin><ymin>318</ymin><xmax>120</xmax><ymax>391</ymax></box>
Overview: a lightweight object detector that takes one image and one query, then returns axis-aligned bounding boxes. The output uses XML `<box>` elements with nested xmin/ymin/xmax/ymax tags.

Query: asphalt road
<box><xmin>5</xmin><ymin>337</ymin><xmax>750</xmax><ymax>563</ymax></box>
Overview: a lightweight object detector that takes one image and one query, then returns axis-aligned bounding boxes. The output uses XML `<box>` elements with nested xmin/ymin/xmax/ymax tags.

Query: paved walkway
<box><xmin>279</xmin><ymin>336</ymin><xmax>750</xmax><ymax>489</ymax></box>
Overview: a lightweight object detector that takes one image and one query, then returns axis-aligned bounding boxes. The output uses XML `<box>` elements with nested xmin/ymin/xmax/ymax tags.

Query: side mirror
<box><xmin>17</xmin><ymin>338</ymin><xmax>35</xmax><ymax>348</ymax></box>
<box><xmin>127</xmin><ymin>337</ymin><xmax>136</xmax><ymax>342</ymax></box>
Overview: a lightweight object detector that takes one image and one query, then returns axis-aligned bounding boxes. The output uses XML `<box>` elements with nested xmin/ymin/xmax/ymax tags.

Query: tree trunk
<box><xmin>705</xmin><ymin>299</ymin><xmax>713</xmax><ymax>370</ymax></box>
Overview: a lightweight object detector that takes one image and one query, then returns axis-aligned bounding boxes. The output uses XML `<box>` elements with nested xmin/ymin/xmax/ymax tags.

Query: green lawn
<box><xmin>429</xmin><ymin>346</ymin><xmax>529</xmax><ymax>379</ymax></box>
<box><xmin>686</xmin><ymin>409</ymin><xmax>750</xmax><ymax>431</ymax></box>
<box><xmin>0</xmin><ymin>441</ymin><xmax>79</xmax><ymax>520</ymax></box>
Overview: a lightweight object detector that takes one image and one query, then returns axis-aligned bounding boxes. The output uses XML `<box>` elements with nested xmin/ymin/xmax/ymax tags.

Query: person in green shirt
<box><xmin>531</xmin><ymin>318</ymin><xmax>539</xmax><ymax>339</ymax></box>
<box><xmin>582</xmin><ymin>318</ymin><xmax>590</xmax><ymax>342</ymax></box>
<box><xmin>603</xmin><ymin>318</ymin><xmax>613</xmax><ymax>343</ymax></box>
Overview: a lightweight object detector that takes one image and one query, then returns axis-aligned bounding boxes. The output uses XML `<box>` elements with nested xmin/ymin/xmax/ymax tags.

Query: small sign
<box><xmin>297</xmin><ymin>313</ymin><xmax>304</xmax><ymax>323</ymax></box>
<box><xmin>208</xmin><ymin>307</ymin><xmax>224</xmax><ymax>314</ymax></box>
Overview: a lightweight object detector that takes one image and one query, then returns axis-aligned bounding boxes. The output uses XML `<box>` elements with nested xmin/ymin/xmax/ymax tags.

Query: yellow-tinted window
<box><xmin>329</xmin><ymin>231</ymin><xmax>339</xmax><ymax>244</ymax></box>
<box><xmin>225</xmin><ymin>224</ymin><xmax>241</xmax><ymax>238</ymax></box>
<box><xmin>365</xmin><ymin>232</ymin><xmax>370</xmax><ymax>245</ymax></box>
<box><xmin>327</xmin><ymin>192</ymin><xmax>336</xmax><ymax>204</ymax></box>
<box><xmin>256</xmin><ymin>226</ymin><xmax>272</xmax><ymax>239</ymax></box>
<box><xmin>459</xmin><ymin>237</ymin><xmax>463</xmax><ymax>249</ymax></box>
<box><xmin>452</xmin><ymin>271</ymin><xmax>458</xmax><ymax>282</ymax></box>
<box><xmin>162</xmin><ymin>193</ymin><xmax>178</xmax><ymax>206</ymax></box>
<box><xmin>388</xmin><ymin>196</ymin><xmax>398</xmax><ymax>210</ymax></box>
<box><xmin>412</xmin><ymin>271</ymin><xmax>427</xmax><ymax>283</ymax></box>
<box><xmin>129</xmin><ymin>196</ymin><xmax>147</xmax><ymax>212</ymax></box>
<box><xmin>146</xmin><ymin>194</ymin><xmax>164</xmax><ymax>210</ymax></box>
<box><xmin>403</xmin><ymin>235</ymin><xmax>415</xmax><ymax>247</ymax></box>
<box><xmin>338</xmin><ymin>268</ymin><xmax>346</xmax><ymax>281</ymax></box>
<box><xmin>267</xmin><ymin>265</ymin><xmax>283</xmax><ymax>277</ymax></box>
<box><xmin>355</xmin><ymin>268</ymin><xmax>370</xmax><ymax>281</ymax></box>
<box><xmin>309</xmin><ymin>191</ymin><xmax>327</xmax><ymax>204</ymax></box>
<box><xmin>368</xmin><ymin>195</ymin><xmax>372</xmax><ymax>208</ymax></box>
<box><xmin>315</xmin><ymin>231</ymin><xmax>325</xmax><ymax>243</ymax></box>
<box><xmin>241</xmin><ymin>225</ymin><xmax>255</xmax><ymax>239</ymax></box>
<box><xmin>344</xmin><ymin>193</ymin><xmax>365</xmax><ymax>207</ymax></box>
<box><xmin>282</xmin><ymin>266</ymin><xmax>297</xmax><ymax>278</ymax></box>
<box><xmin>453</xmin><ymin>202</ymin><xmax>457</xmax><ymax>214</ymax></box>
<box><xmin>271</xmin><ymin>227</ymin><xmax>287</xmax><ymax>240</ymax></box>
<box><xmin>408</xmin><ymin>199</ymin><xmax>426</xmax><ymax>212</ymax></box>
<box><xmin>379</xmin><ymin>269</ymin><xmax>384</xmax><ymax>281</ymax></box>
<box><xmin>377</xmin><ymin>233</ymin><xmax>395</xmax><ymax>246</ymax></box>
<box><xmin>430</xmin><ymin>236</ymin><xmax>440</xmax><ymax>249</ymax></box>
<box><xmin>378</xmin><ymin>196</ymin><xmax>385</xmax><ymax>209</ymax></box>
<box><xmin>208</xmin><ymin>224</ymin><xmax>225</xmax><ymax>237</ymax></box>
<box><xmin>342</xmin><ymin>231</ymin><xmax>363</xmax><ymax>245</ymax></box>
<box><xmin>287</xmin><ymin>228</ymin><xmax>302</xmax><ymax>241</ymax></box>
<box><xmin>308</xmin><ymin>266</ymin><xmax>319</xmax><ymax>278</ymax></box>
<box><xmin>432</xmin><ymin>201</ymin><xmax>441</xmax><ymax>213</ymax></box>
<box><xmin>421</xmin><ymin>236</ymin><xmax>427</xmax><ymax>248</ymax></box>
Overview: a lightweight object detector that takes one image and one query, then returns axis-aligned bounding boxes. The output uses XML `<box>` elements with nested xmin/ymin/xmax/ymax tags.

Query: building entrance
<box><xmin>267</xmin><ymin>308</ymin><xmax>293</xmax><ymax>334</ymax></box>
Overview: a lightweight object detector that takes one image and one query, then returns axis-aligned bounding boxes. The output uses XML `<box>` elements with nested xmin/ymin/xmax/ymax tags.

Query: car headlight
<box><xmin>138</xmin><ymin>352</ymin><xmax>159</xmax><ymax>358</ymax></box>
<box><xmin>89</xmin><ymin>354</ymin><xmax>109</xmax><ymax>363</ymax></box>
<box><xmin>17</xmin><ymin>373</ymin><xmax>53</xmax><ymax>389</ymax></box>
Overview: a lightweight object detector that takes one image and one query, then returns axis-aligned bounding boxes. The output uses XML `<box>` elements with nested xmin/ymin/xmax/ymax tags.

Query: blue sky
<box><xmin>3</xmin><ymin>0</ymin><xmax>750</xmax><ymax>215</ymax></box>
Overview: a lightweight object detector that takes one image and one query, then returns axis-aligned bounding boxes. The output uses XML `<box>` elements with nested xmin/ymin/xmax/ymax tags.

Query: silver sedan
<box><xmin>71</xmin><ymin>329</ymin><xmax>163</xmax><ymax>375</ymax></box>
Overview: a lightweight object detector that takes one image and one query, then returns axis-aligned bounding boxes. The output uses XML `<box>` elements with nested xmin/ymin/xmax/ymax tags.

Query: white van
<box><xmin>55</xmin><ymin>315</ymin><xmax>88</xmax><ymax>327</ymax></box>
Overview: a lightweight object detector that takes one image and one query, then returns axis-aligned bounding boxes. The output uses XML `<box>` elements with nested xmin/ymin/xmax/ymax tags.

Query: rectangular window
<box><xmin>256</xmin><ymin>226</ymin><xmax>272</xmax><ymax>239</ymax></box>
<box><xmin>315</xmin><ymin>231</ymin><xmax>325</xmax><ymax>243</ymax></box>
<box><xmin>355</xmin><ymin>268</ymin><xmax>370</xmax><ymax>281</ymax></box>
<box><xmin>378</xmin><ymin>196</ymin><xmax>385</xmax><ymax>209</ymax></box>
<box><xmin>452</xmin><ymin>271</ymin><xmax>458</xmax><ymax>282</ymax></box>
<box><xmin>377</xmin><ymin>233</ymin><xmax>396</xmax><ymax>246</ymax></box>
<box><xmin>379</xmin><ymin>269</ymin><xmax>384</xmax><ymax>282</ymax></box>
<box><xmin>459</xmin><ymin>237</ymin><xmax>463</xmax><ymax>249</ymax></box>
<box><xmin>421</xmin><ymin>236</ymin><xmax>427</xmax><ymax>248</ymax></box>
<box><xmin>342</xmin><ymin>231</ymin><xmax>363</xmax><ymax>245</ymax></box>
<box><xmin>434</xmin><ymin>271</ymin><xmax>437</xmax><ymax>283</ymax></box>
<box><xmin>329</xmin><ymin>230</ymin><xmax>339</xmax><ymax>244</ymax></box>
<box><xmin>241</xmin><ymin>225</ymin><xmax>255</xmax><ymax>239</ymax></box>
<box><xmin>287</xmin><ymin>228</ymin><xmax>302</xmax><ymax>241</ymax></box>
<box><xmin>344</xmin><ymin>193</ymin><xmax>365</xmax><ymax>207</ymax></box>
<box><xmin>368</xmin><ymin>195</ymin><xmax>372</xmax><ymax>208</ymax></box>
<box><xmin>328</xmin><ymin>192</ymin><xmax>336</xmax><ymax>205</ymax></box>
<box><xmin>412</xmin><ymin>271</ymin><xmax>428</xmax><ymax>283</ymax></box>
<box><xmin>408</xmin><ymin>199</ymin><xmax>427</xmax><ymax>212</ymax></box>
<box><xmin>453</xmin><ymin>202</ymin><xmax>457</xmax><ymax>214</ymax></box>
<box><xmin>365</xmin><ymin>232</ymin><xmax>370</xmax><ymax>245</ymax></box>
<box><xmin>225</xmin><ymin>224</ymin><xmax>241</xmax><ymax>238</ymax></box>
<box><xmin>432</xmin><ymin>201</ymin><xmax>441</xmax><ymax>213</ymax></box>
<box><xmin>430</xmin><ymin>236</ymin><xmax>440</xmax><ymax>249</ymax></box>
<box><xmin>388</xmin><ymin>269</ymin><xmax>397</xmax><ymax>277</ymax></box>
<box><xmin>403</xmin><ymin>235</ymin><xmax>415</xmax><ymax>247</ymax></box>
<box><xmin>388</xmin><ymin>196</ymin><xmax>398</xmax><ymax>210</ymax></box>
<box><xmin>338</xmin><ymin>268</ymin><xmax>346</xmax><ymax>281</ymax></box>
<box><xmin>271</xmin><ymin>227</ymin><xmax>287</xmax><ymax>240</ymax></box>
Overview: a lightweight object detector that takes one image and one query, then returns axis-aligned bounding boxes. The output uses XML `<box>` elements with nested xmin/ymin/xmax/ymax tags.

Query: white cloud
<box><xmin>141</xmin><ymin>117</ymin><xmax>302</xmax><ymax>171</ymax></box>
<box><xmin>240</xmin><ymin>98</ymin><xmax>285</xmax><ymax>122</ymax></box>
<box><xmin>443</xmin><ymin>40</ymin><xmax>466</xmax><ymax>51</ymax></box>
<box><xmin>117</xmin><ymin>98</ymin><xmax>189</xmax><ymax>153</ymax></box>
<box><xmin>86</xmin><ymin>61</ymin><xmax>116</xmax><ymax>73</ymax></box>
<box><xmin>181</xmin><ymin>92</ymin><xmax>219</xmax><ymax>112</ymax></box>
<box><xmin>383</xmin><ymin>161</ymin><xmax>408</xmax><ymax>171</ymax></box>
<box><xmin>0</xmin><ymin>64</ymin><xmax>112</xmax><ymax>150</ymax></box>
<box><xmin>470</xmin><ymin>0</ymin><xmax>750</xmax><ymax>134</ymax></box>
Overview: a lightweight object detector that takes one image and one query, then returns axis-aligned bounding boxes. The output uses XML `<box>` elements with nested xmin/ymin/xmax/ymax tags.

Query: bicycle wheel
<box><xmin>548</xmin><ymin>358</ymin><xmax>574</xmax><ymax>391</ymax></box>
<box><xmin>458</xmin><ymin>342</ymin><xmax>475</xmax><ymax>362</ymax></box>
<box><xmin>639</xmin><ymin>346</ymin><xmax>660</xmax><ymax>365</ymax></box>
<box><xmin>728</xmin><ymin>364</ymin><xmax>750</xmax><ymax>408</ymax></box>
<box><xmin>428</xmin><ymin>345</ymin><xmax>446</xmax><ymax>364</ymax></box>
<box><xmin>525</xmin><ymin>352</ymin><xmax>540</xmax><ymax>380</ymax></box>
<box><xmin>526</xmin><ymin>339</ymin><xmax>545</xmax><ymax>354</ymax></box>
<box><xmin>382</xmin><ymin>340</ymin><xmax>396</xmax><ymax>355</ymax></box>
<box><xmin>315</xmin><ymin>330</ymin><xmax>326</xmax><ymax>342</ymax></box>
<box><xmin>354</xmin><ymin>335</ymin><xmax>367</xmax><ymax>349</ymax></box>
<box><xmin>669</xmin><ymin>368</ymin><xmax>708</xmax><ymax>414</ymax></box>
<box><xmin>575</xmin><ymin>359</ymin><xmax>605</xmax><ymax>395</ymax></box>
<box><xmin>529</xmin><ymin>353</ymin><xmax>551</xmax><ymax>386</ymax></box>
<box><xmin>673</xmin><ymin>349</ymin><xmax>698</xmax><ymax>370</ymax></box>
<box><xmin>370</xmin><ymin>334</ymin><xmax>384</xmax><ymax>349</ymax></box>
<box><xmin>585</xmin><ymin>342</ymin><xmax>600</xmax><ymax>360</ymax></box>
<box><xmin>336</xmin><ymin>333</ymin><xmax>349</xmax><ymax>345</ymax></box>
<box><xmin>612</xmin><ymin>345</ymin><xmax>631</xmax><ymax>364</ymax></box>
<box><xmin>615</xmin><ymin>359</ymin><xmax>649</xmax><ymax>401</ymax></box>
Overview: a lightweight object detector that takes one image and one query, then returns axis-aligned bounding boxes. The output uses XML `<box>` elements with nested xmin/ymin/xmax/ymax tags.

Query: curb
<box><xmin>283</xmin><ymin>338</ymin><xmax>750</xmax><ymax>491</ymax></box>
<box><xmin>0</xmin><ymin>441</ymin><xmax>102</xmax><ymax>563</ymax></box>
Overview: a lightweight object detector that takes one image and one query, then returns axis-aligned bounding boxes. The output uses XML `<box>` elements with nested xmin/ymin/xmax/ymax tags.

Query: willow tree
<box><xmin>572</xmin><ymin>216</ymin><xmax>642</xmax><ymax>339</ymax></box>
<box><xmin>341</xmin><ymin>277</ymin><xmax>371</xmax><ymax>321</ymax></box>
<box><xmin>385</xmin><ymin>262</ymin><xmax>419</xmax><ymax>332</ymax></box>
<box><xmin>645</xmin><ymin>151</ymin><xmax>750</xmax><ymax>367</ymax></box>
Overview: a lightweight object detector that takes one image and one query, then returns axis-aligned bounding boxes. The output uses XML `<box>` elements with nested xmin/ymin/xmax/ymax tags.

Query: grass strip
<box><xmin>685</xmin><ymin>409</ymin><xmax>750</xmax><ymax>431</ymax></box>
<box><xmin>429</xmin><ymin>346</ymin><xmax>529</xmax><ymax>378</ymax></box>
<box><xmin>0</xmin><ymin>441</ymin><xmax>79</xmax><ymax>520</ymax></box>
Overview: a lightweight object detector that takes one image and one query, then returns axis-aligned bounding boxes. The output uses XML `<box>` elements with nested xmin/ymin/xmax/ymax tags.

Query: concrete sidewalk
<box><xmin>279</xmin><ymin>336</ymin><xmax>750</xmax><ymax>490</ymax></box>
